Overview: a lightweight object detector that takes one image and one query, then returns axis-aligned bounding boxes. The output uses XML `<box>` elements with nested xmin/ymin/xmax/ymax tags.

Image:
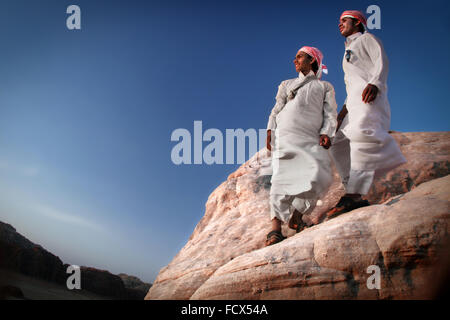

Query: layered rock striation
<box><xmin>146</xmin><ymin>131</ymin><xmax>450</xmax><ymax>300</ymax></box>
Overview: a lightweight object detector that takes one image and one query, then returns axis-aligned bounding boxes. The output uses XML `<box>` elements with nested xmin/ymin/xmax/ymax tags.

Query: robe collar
<box><xmin>345</xmin><ymin>32</ymin><xmax>362</xmax><ymax>47</ymax></box>
<box><xmin>298</xmin><ymin>70</ymin><xmax>315</xmax><ymax>80</ymax></box>
<box><xmin>286</xmin><ymin>70</ymin><xmax>316</xmax><ymax>101</ymax></box>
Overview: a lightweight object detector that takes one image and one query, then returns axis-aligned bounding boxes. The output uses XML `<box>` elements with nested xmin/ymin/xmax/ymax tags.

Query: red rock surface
<box><xmin>146</xmin><ymin>132</ymin><xmax>450</xmax><ymax>300</ymax></box>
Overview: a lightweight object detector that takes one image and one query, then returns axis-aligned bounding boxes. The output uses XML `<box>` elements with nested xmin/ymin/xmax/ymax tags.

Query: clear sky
<box><xmin>0</xmin><ymin>0</ymin><xmax>449</xmax><ymax>283</ymax></box>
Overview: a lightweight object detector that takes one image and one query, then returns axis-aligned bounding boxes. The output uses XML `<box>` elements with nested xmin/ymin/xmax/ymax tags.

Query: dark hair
<box><xmin>351</xmin><ymin>18</ymin><xmax>365</xmax><ymax>33</ymax></box>
<box><xmin>306</xmin><ymin>54</ymin><xmax>319</xmax><ymax>74</ymax></box>
<box><xmin>311</xmin><ymin>60</ymin><xmax>318</xmax><ymax>74</ymax></box>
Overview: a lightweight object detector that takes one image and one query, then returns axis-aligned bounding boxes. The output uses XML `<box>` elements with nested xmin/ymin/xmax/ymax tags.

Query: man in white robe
<box><xmin>326</xmin><ymin>10</ymin><xmax>406</xmax><ymax>218</ymax></box>
<box><xmin>265</xmin><ymin>46</ymin><xmax>337</xmax><ymax>246</ymax></box>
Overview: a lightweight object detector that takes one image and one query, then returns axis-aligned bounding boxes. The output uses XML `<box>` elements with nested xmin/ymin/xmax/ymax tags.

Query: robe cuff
<box><xmin>368</xmin><ymin>79</ymin><xmax>383</xmax><ymax>94</ymax></box>
<box><xmin>267</xmin><ymin>116</ymin><xmax>277</xmax><ymax>130</ymax></box>
<box><xmin>320</xmin><ymin>127</ymin><xmax>335</xmax><ymax>138</ymax></box>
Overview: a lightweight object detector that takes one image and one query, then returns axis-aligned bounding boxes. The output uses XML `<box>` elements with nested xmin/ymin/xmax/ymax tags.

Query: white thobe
<box><xmin>331</xmin><ymin>32</ymin><xmax>406</xmax><ymax>194</ymax></box>
<box><xmin>267</xmin><ymin>71</ymin><xmax>337</xmax><ymax>223</ymax></box>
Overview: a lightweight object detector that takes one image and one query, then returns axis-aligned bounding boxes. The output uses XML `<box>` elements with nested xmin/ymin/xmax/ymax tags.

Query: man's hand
<box><xmin>266</xmin><ymin>130</ymin><xmax>272</xmax><ymax>151</ymax></box>
<box><xmin>362</xmin><ymin>84</ymin><xmax>378</xmax><ymax>103</ymax></box>
<box><xmin>319</xmin><ymin>134</ymin><xmax>331</xmax><ymax>149</ymax></box>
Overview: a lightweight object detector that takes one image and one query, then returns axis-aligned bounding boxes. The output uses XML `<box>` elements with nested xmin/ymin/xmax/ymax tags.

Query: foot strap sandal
<box><xmin>327</xmin><ymin>196</ymin><xmax>370</xmax><ymax>219</ymax></box>
<box><xmin>295</xmin><ymin>220</ymin><xmax>308</xmax><ymax>233</ymax></box>
<box><xmin>265</xmin><ymin>230</ymin><xmax>286</xmax><ymax>246</ymax></box>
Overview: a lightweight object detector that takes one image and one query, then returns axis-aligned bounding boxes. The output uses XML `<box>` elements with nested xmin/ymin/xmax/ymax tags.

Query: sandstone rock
<box><xmin>190</xmin><ymin>175</ymin><xmax>450</xmax><ymax>299</ymax></box>
<box><xmin>146</xmin><ymin>131</ymin><xmax>450</xmax><ymax>300</ymax></box>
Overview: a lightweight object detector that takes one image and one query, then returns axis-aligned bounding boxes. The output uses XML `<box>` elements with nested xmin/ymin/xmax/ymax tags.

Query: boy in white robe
<box><xmin>326</xmin><ymin>10</ymin><xmax>406</xmax><ymax>218</ymax></box>
<box><xmin>265</xmin><ymin>46</ymin><xmax>337</xmax><ymax>246</ymax></box>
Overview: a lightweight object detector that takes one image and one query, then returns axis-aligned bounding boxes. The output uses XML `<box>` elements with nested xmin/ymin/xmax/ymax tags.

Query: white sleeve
<box><xmin>320</xmin><ymin>82</ymin><xmax>338</xmax><ymax>138</ymax></box>
<box><xmin>365</xmin><ymin>34</ymin><xmax>389</xmax><ymax>92</ymax></box>
<box><xmin>267</xmin><ymin>81</ymin><xmax>288</xmax><ymax>130</ymax></box>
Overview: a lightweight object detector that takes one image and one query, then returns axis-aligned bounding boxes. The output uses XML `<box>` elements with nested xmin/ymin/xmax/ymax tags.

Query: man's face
<box><xmin>339</xmin><ymin>17</ymin><xmax>360</xmax><ymax>37</ymax></box>
<box><xmin>293</xmin><ymin>51</ymin><xmax>313</xmax><ymax>74</ymax></box>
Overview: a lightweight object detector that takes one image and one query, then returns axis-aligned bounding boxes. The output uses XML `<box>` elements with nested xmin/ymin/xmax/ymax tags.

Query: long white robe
<box><xmin>267</xmin><ymin>71</ymin><xmax>337</xmax><ymax>215</ymax></box>
<box><xmin>333</xmin><ymin>32</ymin><xmax>406</xmax><ymax>172</ymax></box>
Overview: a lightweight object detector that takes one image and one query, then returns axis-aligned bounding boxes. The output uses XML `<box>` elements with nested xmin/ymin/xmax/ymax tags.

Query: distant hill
<box><xmin>0</xmin><ymin>221</ymin><xmax>151</xmax><ymax>300</ymax></box>
<box><xmin>118</xmin><ymin>273</ymin><xmax>152</xmax><ymax>299</ymax></box>
<box><xmin>119</xmin><ymin>273</ymin><xmax>151</xmax><ymax>292</ymax></box>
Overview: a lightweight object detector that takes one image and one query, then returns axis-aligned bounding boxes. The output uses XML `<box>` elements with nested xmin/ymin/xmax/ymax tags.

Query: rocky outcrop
<box><xmin>146</xmin><ymin>131</ymin><xmax>450</xmax><ymax>300</ymax></box>
<box><xmin>0</xmin><ymin>285</ymin><xmax>26</xmax><ymax>300</ymax></box>
<box><xmin>190</xmin><ymin>175</ymin><xmax>450</xmax><ymax>299</ymax></box>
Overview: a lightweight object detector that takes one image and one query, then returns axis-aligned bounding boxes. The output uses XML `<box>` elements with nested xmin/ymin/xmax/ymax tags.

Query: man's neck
<box><xmin>299</xmin><ymin>70</ymin><xmax>314</xmax><ymax>80</ymax></box>
<box><xmin>301</xmin><ymin>70</ymin><xmax>311</xmax><ymax>76</ymax></box>
<box><xmin>346</xmin><ymin>31</ymin><xmax>361</xmax><ymax>40</ymax></box>
<box><xmin>345</xmin><ymin>31</ymin><xmax>362</xmax><ymax>47</ymax></box>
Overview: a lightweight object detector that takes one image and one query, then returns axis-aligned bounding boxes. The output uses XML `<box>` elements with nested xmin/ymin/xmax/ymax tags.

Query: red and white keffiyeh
<box><xmin>340</xmin><ymin>10</ymin><xmax>367</xmax><ymax>29</ymax></box>
<box><xmin>299</xmin><ymin>46</ymin><xmax>328</xmax><ymax>78</ymax></box>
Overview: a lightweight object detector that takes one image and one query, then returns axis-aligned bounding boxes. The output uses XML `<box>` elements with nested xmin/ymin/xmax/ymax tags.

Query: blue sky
<box><xmin>0</xmin><ymin>0</ymin><xmax>449</xmax><ymax>283</ymax></box>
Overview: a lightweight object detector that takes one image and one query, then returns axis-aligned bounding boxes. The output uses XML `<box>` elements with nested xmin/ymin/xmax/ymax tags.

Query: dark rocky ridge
<box><xmin>0</xmin><ymin>221</ymin><xmax>151</xmax><ymax>299</ymax></box>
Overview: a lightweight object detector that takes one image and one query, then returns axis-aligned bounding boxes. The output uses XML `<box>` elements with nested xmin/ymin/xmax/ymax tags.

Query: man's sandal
<box><xmin>265</xmin><ymin>230</ymin><xmax>286</xmax><ymax>246</ymax></box>
<box><xmin>288</xmin><ymin>211</ymin><xmax>299</xmax><ymax>230</ymax></box>
<box><xmin>326</xmin><ymin>196</ymin><xmax>370</xmax><ymax>219</ymax></box>
<box><xmin>295</xmin><ymin>220</ymin><xmax>308</xmax><ymax>233</ymax></box>
<box><xmin>288</xmin><ymin>210</ymin><xmax>309</xmax><ymax>233</ymax></box>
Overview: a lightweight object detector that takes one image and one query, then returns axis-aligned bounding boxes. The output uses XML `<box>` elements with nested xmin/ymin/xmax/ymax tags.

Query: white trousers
<box><xmin>270</xmin><ymin>194</ymin><xmax>317</xmax><ymax>223</ymax></box>
<box><xmin>331</xmin><ymin>129</ymin><xmax>400</xmax><ymax>195</ymax></box>
<box><xmin>343</xmin><ymin>169</ymin><xmax>375</xmax><ymax>195</ymax></box>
